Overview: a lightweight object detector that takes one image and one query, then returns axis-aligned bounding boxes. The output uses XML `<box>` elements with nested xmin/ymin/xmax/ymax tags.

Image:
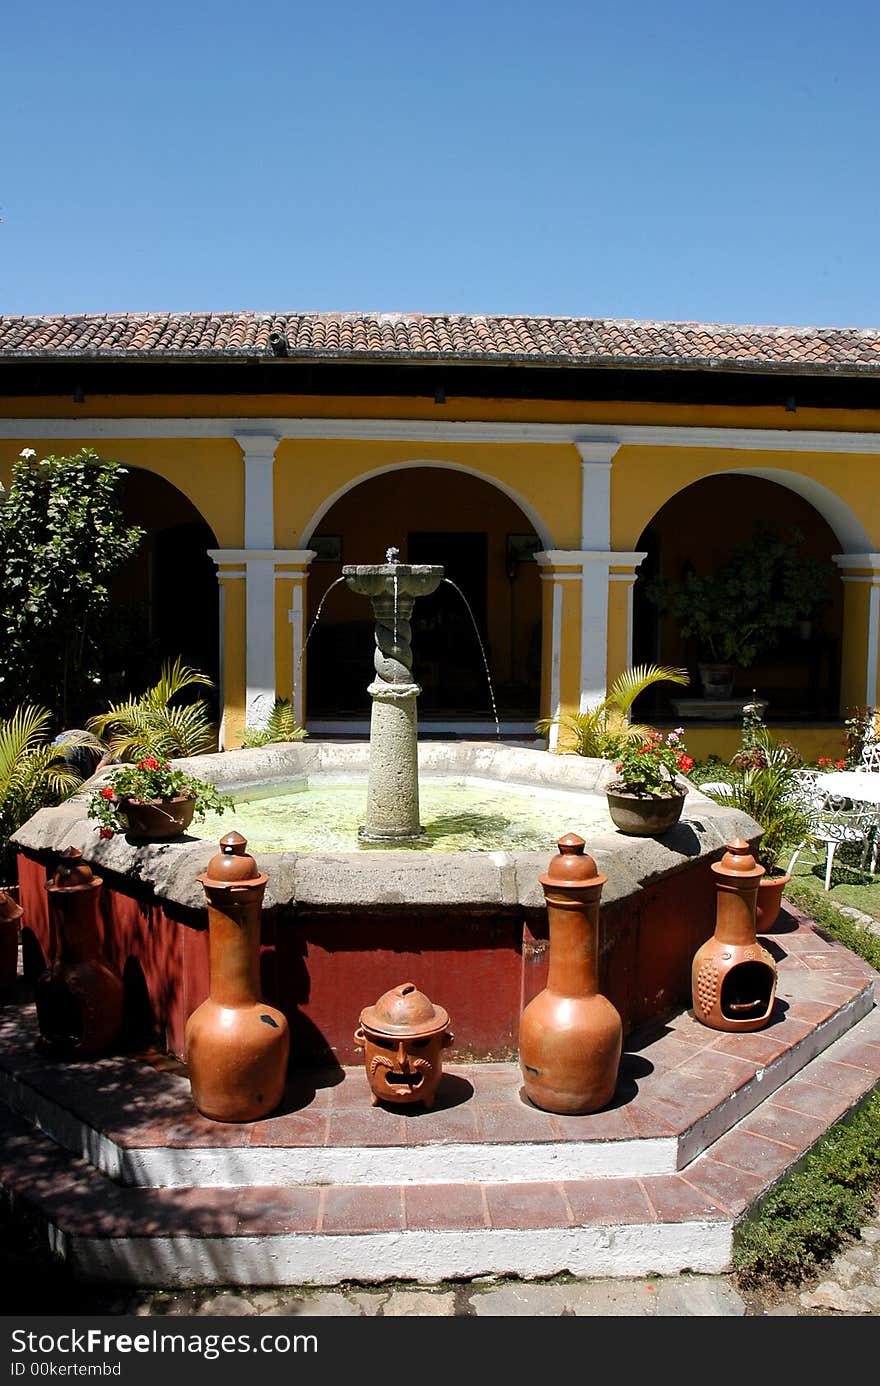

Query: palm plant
<box><xmin>241</xmin><ymin>699</ymin><xmax>308</xmax><ymax>748</ymax></box>
<box><xmin>536</xmin><ymin>664</ymin><xmax>690</xmax><ymax>758</ymax></box>
<box><xmin>0</xmin><ymin>707</ymin><xmax>93</xmax><ymax>879</ymax></box>
<box><xmin>87</xmin><ymin>658</ymin><xmax>218</xmax><ymax>761</ymax></box>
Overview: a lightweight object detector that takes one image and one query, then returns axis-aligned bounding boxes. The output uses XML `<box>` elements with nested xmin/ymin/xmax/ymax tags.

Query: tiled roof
<box><xmin>2</xmin><ymin>310</ymin><xmax>880</xmax><ymax>375</ymax></box>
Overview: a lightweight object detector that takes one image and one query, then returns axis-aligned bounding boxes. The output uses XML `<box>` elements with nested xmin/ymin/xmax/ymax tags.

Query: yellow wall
<box><xmin>3</xmin><ymin>390</ymin><xmax>879</xmax><ymax>746</ymax></box>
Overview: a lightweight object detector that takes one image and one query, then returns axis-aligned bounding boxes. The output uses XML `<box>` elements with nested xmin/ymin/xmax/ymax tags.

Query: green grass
<box><xmin>731</xmin><ymin>864</ymin><xmax>880</xmax><ymax>1291</ymax></box>
<box><xmin>787</xmin><ymin>853</ymin><xmax>880</xmax><ymax>924</ymax></box>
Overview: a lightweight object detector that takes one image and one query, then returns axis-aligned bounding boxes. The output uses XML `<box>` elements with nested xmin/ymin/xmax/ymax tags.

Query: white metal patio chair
<box><xmin>786</xmin><ymin>771</ymin><xmax>878</xmax><ymax>891</ymax></box>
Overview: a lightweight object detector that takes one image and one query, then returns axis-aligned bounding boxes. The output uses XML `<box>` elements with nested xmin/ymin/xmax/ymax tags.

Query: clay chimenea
<box><xmin>355</xmin><ymin>982</ymin><xmax>453</xmax><ymax>1107</ymax></box>
<box><xmin>692</xmin><ymin>837</ymin><xmax>778</xmax><ymax>1032</ymax></box>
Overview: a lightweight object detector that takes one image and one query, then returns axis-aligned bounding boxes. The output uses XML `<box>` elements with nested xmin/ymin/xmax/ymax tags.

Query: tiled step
<box><xmin>1</xmin><ymin>1005</ymin><xmax>878</xmax><ymax>1285</ymax></box>
<box><xmin>0</xmin><ymin>910</ymin><xmax>874</xmax><ymax>1187</ymax></box>
<box><xmin>1</xmin><ymin>906</ymin><xmax>877</xmax><ymax>1285</ymax></box>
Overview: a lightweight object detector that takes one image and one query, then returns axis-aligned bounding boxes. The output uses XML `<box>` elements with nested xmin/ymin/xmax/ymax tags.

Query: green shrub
<box><xmin>733</xmin><ymin>1089</ymin><xmax>880</xmax><ymax>1289</ymax></box>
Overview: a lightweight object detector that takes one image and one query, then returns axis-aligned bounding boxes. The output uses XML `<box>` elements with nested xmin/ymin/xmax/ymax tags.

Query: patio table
<box><xmin>814</xmin><ymin>770</ymin><xmax>880</xmax><ymax>873</ymax></box>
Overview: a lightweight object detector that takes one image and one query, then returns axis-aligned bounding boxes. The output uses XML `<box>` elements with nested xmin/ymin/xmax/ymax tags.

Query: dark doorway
<box><xmin>407</xmin><ymin>531</ymin><xmax>489</xmax><ymax>715</ymax></box>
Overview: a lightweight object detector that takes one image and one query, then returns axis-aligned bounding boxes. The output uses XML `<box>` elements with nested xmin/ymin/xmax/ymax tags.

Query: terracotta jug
<box><xmin>35</xmin><ymin>848</ymin><xmax>124</xmax><ymax>1058</ymax></box>
<box><xmin>692</xmin><ymin>838</ymin><xmax>778</xmax><ymax>1032</ymax></box>
<box><xmin>0</xmin><ymin>888</ymin><xmax>23</xmax><ymax>995</ymax></box>
<box><xmin>519</xmin><ymin>833</ymin><xmax>622</xmax><ymax>1114</ymax></box>
<box><xmin>185</xmin><ymin>832</ymin><xmax>290</xmax><ymax>1122</ymax></box>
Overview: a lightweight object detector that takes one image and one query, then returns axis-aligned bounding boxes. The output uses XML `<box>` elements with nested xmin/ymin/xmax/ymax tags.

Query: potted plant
<box><xmin>87</xmin><ymin>755</ymin><xmax>234</xmax><ymax>841</ymax></box>
<box><xmin>643</xmin><ymin>527</ymin><xmax>834</xmax><ymax>699</ymax></box>
<box><xmin>698</xmin><ymin>710</ymin><xmax>814</xmax><ymax>928</ymax></box>
<box><xmin>605</xmin><ymin>727</ymin><xmax>694</xmax><ymax>835</ymax></box>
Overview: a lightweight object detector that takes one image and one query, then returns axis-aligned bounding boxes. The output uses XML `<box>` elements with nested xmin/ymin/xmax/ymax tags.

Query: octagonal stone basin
<box><xmin>13</xmin><ymin>742</ymin><xmax>761</xmax><ymax>1066</ymax></box>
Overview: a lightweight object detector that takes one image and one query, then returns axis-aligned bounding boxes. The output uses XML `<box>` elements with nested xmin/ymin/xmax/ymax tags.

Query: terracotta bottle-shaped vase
<box><xmin>35</xmin><ymin>848</ymin><xmax>124</xmax><ymax>1058</ymax></box>
<box><xmin>0</xmin><ymin>888</ymin><xmax>24</xmax><ymax>994</ymax></box>
<box><xmin>519</xmin><ymin>833</ymin><xmax>622</xmax><ymax>1114</ymax></box>
<box><xmin>185</xmin><ymin>832</ymin><xmax>289</xmax><ymax>1122</ymax></box>
<box><xmin>692</xmin><ymin>838</ymin><xmax>777</xmax><ymax>1032</ymax></box>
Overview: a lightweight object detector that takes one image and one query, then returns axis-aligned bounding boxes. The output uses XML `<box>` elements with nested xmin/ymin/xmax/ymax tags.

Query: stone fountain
<box><xmin>11</xmin><ymin>545</ymin><xmax>763</xmax><ymax>1067</ymax></box>
<box><xmin>342</xmin><ymin>548</ymin><xmax>443</xmax><ymax>841</ymax></box>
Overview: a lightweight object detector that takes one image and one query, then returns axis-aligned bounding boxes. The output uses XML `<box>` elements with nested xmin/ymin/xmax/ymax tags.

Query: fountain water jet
<box><xmin>342</xmin><ymin>552</ymin><xmax>443</xmax><ymax>841</ymax></box>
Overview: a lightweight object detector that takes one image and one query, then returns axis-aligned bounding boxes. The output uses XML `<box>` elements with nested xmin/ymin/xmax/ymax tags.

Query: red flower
<box><xmin>100</xmin><ymin>786</ymin><xmax>114</xmax><ymax>800</ymax></box>
<box><xmin>676</xmin><ymin>754</ymin><xmax>694</xmax><ymax>772</ymax></box>
<box><xmin>637</xmin><ymin>746</ymin><xmax>649</xmax><ymax>755</ymax></box>
<box><xmin>99</xmin><ymin>828</ymin><xmax>114</xmax><ymax>840</ymax></box>
<box><xmin>818</xmin><ymin>758</ymin><xmax>832</xmax><ymax>769</ymax></box>
<box><xmin>836</xmin><ymin>759</ymin><xmax>846</xmax><ymax>769</ymax></box>
<box><xmin>138</xmin><ymin>756</ymin><xmax>161</xmax><ymax>771</ymax></box>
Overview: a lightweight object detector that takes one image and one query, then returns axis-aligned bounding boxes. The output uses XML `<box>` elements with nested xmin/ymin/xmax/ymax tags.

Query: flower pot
<box><xmin>698</xmin><ymin>662</ymin><xmax>736</xmax><ymax>700</ymax></box>
<box><xmin>117</xmin><ymin>794</ymin><xmax>196</xmax><ymax>840</ymax></box>
<box><xmin>605</xmin><ymin>786</ymin><xmax>686</xmax><ymax>836</ymax></box>
<box><xmin>756</xmin><ymin>871</ymin><xmax>790</xmax><ymax>932</ymax></box>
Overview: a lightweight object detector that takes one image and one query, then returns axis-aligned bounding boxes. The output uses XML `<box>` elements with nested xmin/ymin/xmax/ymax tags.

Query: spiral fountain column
<box><xmin>343</xmin><ymin>554</ymin><xmax>444</xmax><ymax>840</ymax></box>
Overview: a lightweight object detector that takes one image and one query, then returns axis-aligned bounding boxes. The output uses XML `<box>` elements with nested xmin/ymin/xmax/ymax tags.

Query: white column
<box><xmin>235</xmin><ymin>432</ymin><xmax>280</xmax><ymax>727</ymax></box>
<box><xmin>833</xmin><ymin>553</ymin><xmax>880</xmax><ymax>705</ymax></box>
<box><xmin>281</xmin><ymin>552</ymin><xmax>317</xmax><ymax>727</ymax></box>
<box><xmin>574</xmin><ymin>440</ymin><xmax>621</xmax><ymax>708</ymax></box>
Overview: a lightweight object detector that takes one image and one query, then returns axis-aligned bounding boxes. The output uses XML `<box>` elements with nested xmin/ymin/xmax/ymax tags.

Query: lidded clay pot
<box><xmin>185</xmin><ymin>833</ymin><xmax>289</xmax><ymax>1122</ymax></box>
<box><xmin>355</xmin><ymin>981</ymin><xmax>453</xmax><ymax>1108</ymax></box>
<box><xmin>35</xmin><ymin>848</ymin><xmax>124</xmax><ymax>1058</ymax></box>
<box><xmin>519</xmin><ymin>833</ymin><xmax>622</xmax><ymax>1115</ymax></box>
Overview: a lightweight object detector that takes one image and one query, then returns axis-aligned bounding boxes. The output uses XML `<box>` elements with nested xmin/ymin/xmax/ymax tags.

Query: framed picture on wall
<box><xmin>507</xmin><ymin>534</ymin><xmax>542</xmax><ymax>565</ymax></box>
<box><xmin>310</xmin><ymin>535</ymin><xmax>342</xmax><ymax>562</ymax></box>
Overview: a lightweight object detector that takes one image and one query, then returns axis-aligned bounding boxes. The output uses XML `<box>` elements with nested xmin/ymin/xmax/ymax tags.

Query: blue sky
<box><xmin>3</xmin><ymin>1</ymin><xmax>879</xmax><ymax>328</ymax></box>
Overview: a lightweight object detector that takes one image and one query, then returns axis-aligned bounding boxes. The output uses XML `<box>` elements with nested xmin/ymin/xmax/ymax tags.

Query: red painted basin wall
<box><xmin>18</xmin><ymin>849</ymin><xmax>719</xmax><ymax>1066</ymax></box>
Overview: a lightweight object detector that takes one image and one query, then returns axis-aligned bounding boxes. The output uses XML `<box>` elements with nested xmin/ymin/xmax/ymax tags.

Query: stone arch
<box><xmin>631</xmin><ymin>468</ymin><xmax>850</xmax><ymax>721</ymax></box>
<box><xmin>299</xmin><ymin>459</ymin><xmax>554</xmax><ymax>551</ymax></box>
<box><xmin>302</xmin><ymin>463</ymin><xmax>547</xmax><ymax>724</ymax></box>
<box><xmin>111</xmin><ymin>464</ymin><xmax>221</xmax><ymax>689</ymax></box>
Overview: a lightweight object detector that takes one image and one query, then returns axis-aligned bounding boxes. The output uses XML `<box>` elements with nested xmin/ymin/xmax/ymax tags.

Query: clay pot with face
<box><xmin>354</xmin><ymin>982</ymin><xmax>453</xmax><ymax>1108</ymax></box>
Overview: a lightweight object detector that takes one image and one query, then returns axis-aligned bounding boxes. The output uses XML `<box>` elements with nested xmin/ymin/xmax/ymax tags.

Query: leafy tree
<box><xmin>0</xmin><ymin>448</ymin><xmax>144</xmax><ymax>723</ymax></box>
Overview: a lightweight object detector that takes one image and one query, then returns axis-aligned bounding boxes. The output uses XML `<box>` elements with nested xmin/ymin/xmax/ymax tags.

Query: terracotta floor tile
<box><xmin>404</xmin><ymin>1183</ymin><xmax>487</xmax><ymax>1230</ymax></box>
<box><xmin>320</xmin><ymin>1185</ymin><xmax>403</xmax><ymax>1233</ymax></box>
<box><xmin>401</xmin><ymin>1102</ymin><xmax>480</xmax><ymax>1145</ymax></box>
<box><xmin>235</xmin><ymin>1185</ymin><xmax>322</xmax><ymax>1233</ymax></box>
<box><xmin>641</xmin><ymin>1174</ymin><xmax>728</xmax><ymax>1221</ymax></box>
<box><xmin>132</xmin><ymin>1114</ymin><xmax>254</xmax><ymax>1148</ymax></box>
<box><xmin>249</xmin><ymin>1110</ymin><xmax>330</xmax><ymax>1147</ymax></box>
<box><xmin>326</xmin><ymin>1069</ymin><xmax>376</xmax><ymax>1109</ymax></box>
<box><xmin>740</xmin><ymin>1103</ymin><xmax>827</xmax><ymax>1150</ymax></box>
<box><xmin>770</xmin><ymin>1076</ymin><xmax>855</xmax><ymax>1123</ymax></box>
<box><xmin>116</xmin><ymin>1187</ymin><xmax>241</xmax><ymax>1238</ymax></box>
<box><xmin>563</xmin><ymin>1177</ymin><xmax>655</xmax><ymax>1225</ymax></box>
<box><xmin>708</xmin><ymin>1030</ymin><xmax>791</xmax><ymax>1065</ymax></box>
<box><xmin>475</xmin><ymin>1102</ymin><xmax>559</xmax><ymax>1143</ymax></box>
<box><xmin>781</xmin><ymin>998</ymin><xmax>840</xmax><ymax>1026</ymax></box>
<box><xmin>624</xmin><ymin>1035</ymin><xmax>703</xmax><ymax>1071</ymax></box>
<box><xmin>626</xmin><ymin>1071</ymin><xmax>726</xmax><ymax>1134</ymax></box>
<box><xmin>325</xmin><ymin>1108</ymin><xmax>408</xmax><ymax>1146</ymax></box>
<box><xmin>682</xmin><ymin>1157</ymin><xmax>768</xmax><ymax>1215</ymax></box>
<box><xmin>548</xmin><ymin>1104</ymin><xmax>634</xmax><ymax>1141</ymax></box>
<box><xmin>703</xmin><ymin>1128</ymin><xmax>800</xmax><ymax>1182</ymax></box>
<box><xmin>823</xmin><ymin>1039</ymin><xmax>880</xmax><ymax>1073</ymax></box>
<box><xmin>806</xmin><ymin>1057</ymin><xmax>878</xmax><ymax>1097</ymax></box>
<box><xmin>484</xmin><ymin>1182</ymin><xmax>571</xmax><ymax>1230</ymax></box>
<box><xmin>622</xmin><ymin>1102</ymin><xmax>677</xmax><ymax>1139</ymax></box>
<box><xmin>671</xmin><ymin>1048</ymin><xmax>756</xmax><ymax>1086</ymax></box>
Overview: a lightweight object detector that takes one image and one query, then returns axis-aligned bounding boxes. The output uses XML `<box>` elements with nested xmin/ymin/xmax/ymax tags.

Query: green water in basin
<box><xmin>195</xmin><ymin>778</ymin><xmax>613</xmax><ymax>854</ymax></box>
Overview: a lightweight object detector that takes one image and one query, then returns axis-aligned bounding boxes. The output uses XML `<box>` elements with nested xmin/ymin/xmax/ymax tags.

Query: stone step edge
<box><xmin>0</xmin><ymin>985</ymin><xmax>872</xmax><ymax>1189</ymax></box>
<box><xmin>3</xmin><ymin>1032</ymin><xmax>878</xmax><ymax>1289</ymax></box>
<box><xmin>0</xmin><ymin>1103</ymin><xmax>734</xmax><ymax>1284</ymax></box>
